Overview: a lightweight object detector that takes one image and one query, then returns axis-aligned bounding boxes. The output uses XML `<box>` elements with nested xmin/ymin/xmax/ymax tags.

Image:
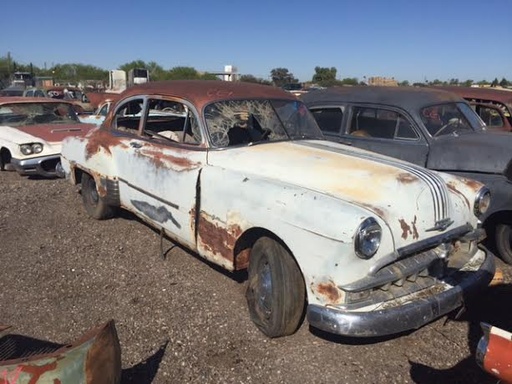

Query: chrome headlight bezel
<box><xmin>354</xmin><ymin>217</ymin><xmax>382</xmax><ymax>259</ymax></box>
<box><xmin>474</xmin><ymin>186</ymin><xmax>491</xmax><ymax>218</ymax></box>
<box><xmin>19</xmin><ymin>143</ymin><xmax>44</xmax><ymax>156</ymax></box>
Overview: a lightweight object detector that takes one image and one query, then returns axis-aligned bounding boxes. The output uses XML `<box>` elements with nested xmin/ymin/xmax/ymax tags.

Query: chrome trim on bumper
<box><xmin>307</xmin><ymin>248</ymin><xmax>495</xmax><ymax>337</ymax></box>
<box><xmin>11</xmin><ymin>155</ymin><xmax>62</xmax><ymax>178</ymax></box>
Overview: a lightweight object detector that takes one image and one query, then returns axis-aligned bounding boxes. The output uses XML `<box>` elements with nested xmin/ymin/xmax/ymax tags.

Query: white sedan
<box><xmin>0</xmin><ymin>97</ymin><xmax>94</xmax><ymax>177</ymax></box>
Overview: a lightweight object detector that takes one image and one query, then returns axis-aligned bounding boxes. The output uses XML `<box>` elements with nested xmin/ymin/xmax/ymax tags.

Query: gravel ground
<box><xmin>0</xmin><ymin>170</ymin><xmax>511</xmax><ymax>384</ymax></box>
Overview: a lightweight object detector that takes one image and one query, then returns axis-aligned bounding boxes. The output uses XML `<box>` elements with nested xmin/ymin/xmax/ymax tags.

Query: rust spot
<box><xmin>361</xmin><ymin>203</ymin><xmax>385</xmax><ymax>218</ymax></box>
<box><xmin>197</xmin><ymin>212</ymin><xmax>242</xmax><ymax>263</ymax></box>
<box><xmin>235</xmin><ymin>249</ymin><xmax>251</xmax><ymax>270</ymax></box>
<box><xmin>139</xmin><ymin>148</ymin><xmax>201</xmax><ymax>171</ymax></box>
<box><xmin>411</xmin><ymin>216</ymin><xmax>419</xmax><ymax>240</ymax></box>
<box><xmin>315</xmin><ymin>281</ymin><xmax>342</xmax><ymax>304</ymax></box>
<box><xmin>447</xmin><ymin>182</ymin><xmax>470</xmax><ymax>208</ymax></box>
<box><xmin>19</xmin><ymin>361</ymin><xmax>58</xmax><ymax>384</ymax></box>
<box><xmin>397</xmin><ymin>172</ymin><xmax>419</xmax><ymax>184</ymax></box>
<box><xmin>399</xmin><ymin>218</ymin><xmax>411</xmax><ymax>240</ymax></box>
<box><xmin>460</xmin><ymin>177</ymin><xmax>483</xmax><ymax>192</ymax></box>
<box><xmin>85</xmin><ymin>129</ymin><xmax>128</xmax><ymax>159</ymax></box>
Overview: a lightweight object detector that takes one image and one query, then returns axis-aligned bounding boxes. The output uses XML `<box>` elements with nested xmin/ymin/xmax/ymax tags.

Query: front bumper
<box><xmin>307</xmin><ymin>248</ymin><xmax>495</xmax><ymax>337</ymax></box>
<box><xmin>11</xmin><ymin>155</ymin><xmax>64</xmax><ymax>178</ymax></box>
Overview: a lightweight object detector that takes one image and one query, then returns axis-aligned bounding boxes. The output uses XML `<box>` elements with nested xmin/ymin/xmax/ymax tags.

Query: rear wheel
<box><xmin>246</xmin><ymin>237</ymin><xmax>305</xmax><ymax>338</ymax></box>
<box><xmin>81</xmin><ymin>173</ymin><xmax>114</xmax><ymax>220</ymax></box>
<box><xmin>495</xmin><ymin>224</ymin><xmax>512</xmax><ymax>264</ymax></box>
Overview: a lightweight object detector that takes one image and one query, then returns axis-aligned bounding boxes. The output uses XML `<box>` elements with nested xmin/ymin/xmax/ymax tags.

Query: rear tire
<box><xmin>81</xmin><ymin>173</ymin><xmax>114</xmax><ymax>220</ymax></box>
<box><xmin>495</xmin><ymin>224</ymin><xmax>512</xmax><ymax>265</ymax></box>
<box><xmin>246</xmin><ymin>237</ymin><xmax>305</xmax><ymax>338</ymax></box>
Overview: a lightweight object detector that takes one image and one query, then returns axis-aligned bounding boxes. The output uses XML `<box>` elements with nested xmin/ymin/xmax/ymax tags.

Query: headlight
<box><xmin>20</xmin><ymin>144</ymin><xmax>33</xmax><ymax>155</ymax></box>
<box><xmin>354</xmin><ymin>217</ymin><xmax>382</xmax><ymax>259</ymax></box>
<box><xmin>474</xmin><ymin>187</ymin><xmax>491</xmax><ymax>217</ymax></box>
<box><xmin>19</xmin><ymin>143</ymin><xmax>44</xmax><ymax>156</ymax></box>
<box><xmin>32</xmin><ymin>143</ymin><xmax>44</xmax><ymax>154</ymax></box>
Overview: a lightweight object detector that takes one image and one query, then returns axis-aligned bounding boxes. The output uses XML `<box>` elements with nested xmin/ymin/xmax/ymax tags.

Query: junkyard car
<box><xmin>303</xmin><ymin>86</ymin><xmax>512</xmax><ymax>264</ymax></box>
<box><xmin>0</xmin><ymin>97</ymin><xmax>94</xmax><ymax>177</ymax></box>
<box><xmin>78</xmin><ymin>99</ymin><xmax>114</xmax><ymax>125</ymax></box>
<box><xmin>46</xmin><ymin>86</ymin><xmax>94</xmax><ymax>113</ymax></box>
<box><xmin>0</xmin><ymin>320</ymin><xmax>121</xmax><ymax>383</ymax></box>
<box><xmin>61</xmin><ymin>80</ymin><xmax>495</xmax><ymax>338</ymax></box>
<box><xmin>477</xmin><ymin>323</ymin><xmax>512</xmax><ymax>383</ymax></box>
<box><xmin>435</xmin><ymin>86</ymin><xmax>512</xmax><ymax>132</ymax></box>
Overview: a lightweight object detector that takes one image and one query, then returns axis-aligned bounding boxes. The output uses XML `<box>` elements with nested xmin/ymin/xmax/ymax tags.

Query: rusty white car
<box><xmin>60</xmin><ymin>80</ymin><xmax>495</xmax><ymax>338</ymax></box>
<box><xmin>0</xmin><ymin>97</ymin><xmax>94</xmax><ymax>177</ymax></box>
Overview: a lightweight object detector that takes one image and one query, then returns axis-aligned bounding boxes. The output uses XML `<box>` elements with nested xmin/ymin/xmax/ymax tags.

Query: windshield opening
<box><xmin>0</xmin><ymin>102</ymin><xmax>80</xmax><ymax>126</ymax></box>
<box><xmin>419</xmin><ymin>102</ymin><xmax>484</xmax><ymax>137</ymax></box>
<box><xmin>204</xmin><ymin>99</ymin><xmax>323</xmax><ymax>148</ymax></box>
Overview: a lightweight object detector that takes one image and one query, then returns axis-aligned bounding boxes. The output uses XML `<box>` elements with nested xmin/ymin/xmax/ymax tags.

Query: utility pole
<box><xmin>7</xmin><ymin>51</ymin><xmax>11</xmax><ymax>77</ymax></box>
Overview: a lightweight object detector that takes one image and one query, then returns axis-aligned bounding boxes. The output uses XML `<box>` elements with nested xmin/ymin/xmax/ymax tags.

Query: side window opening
<box><xmin>349</xmin><ymin>106</ymin><xmax>418</xmax><ymax>140</ymax></box>
<box><xmin>114</xmin><ymin>98</ymin><xmax>144</xmax><ymax>133</ymax></box>
<box><xmin>310</xmin><ymin>107</ymin><xmax>344</xmax><ymax>133</ymax></box>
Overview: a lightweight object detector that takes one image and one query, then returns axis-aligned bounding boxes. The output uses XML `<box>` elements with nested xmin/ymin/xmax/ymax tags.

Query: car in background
<box><xmin>0</xmin><ymin>97</ymin><xmax>95</xmax><ymax>177</ymax></box>
<box><xmin>434</xmin><ymin>86</ymin><xmax>512</xmax><ymax>132</ymax></box>
<box><xmin>46</xmin><ymin>86</ymin><xmax>94</xmax><ymax>112</ymax></box>
<box><xmin>78</xmin><ymin>99</ymin><xmax>115</xmax><ymax>125</ymax></box>
<box><xmin>60</xmin><ymin>80</ymin><xmax>494</xmax><ymax>339</ymax></box>
<box><xmin>303</xmin><ymin>86</ymin><xmax>512</xmax><ymax>264</ymax></box>
<box><xmin>0</xmin><ymin>86</ymin><xmax>48</xmax><ymax>98</ymax></box>
<box><xmin>477</xmin><ymin>323</ymin><xmax>512</xmax><ymax>383</ymax></box>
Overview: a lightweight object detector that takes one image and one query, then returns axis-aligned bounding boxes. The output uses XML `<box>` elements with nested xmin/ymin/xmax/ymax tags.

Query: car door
<box><xmin>110</xmin><ymin>96</ymin><xmax>206</xmax><ymax>249</ymax></box>
<box><xmin>311</xmin><ymin>104</ymin><xmax>429</xmax><ymax>166</ymax></box>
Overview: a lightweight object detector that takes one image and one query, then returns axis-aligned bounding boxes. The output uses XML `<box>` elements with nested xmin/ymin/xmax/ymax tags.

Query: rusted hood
<box><xmin>208</xmin><ymin>140</ymin><xmax>478</xmax><ymax>245</ymax></box>
<box><xmin>427</xmin><ymin>131</ymin><xmax>512</xmax><ymax>174</ymax></box>
<box><xmin>13</xmin><ymin>123</ymin><xmax>96</xmax><ymax>144</ymax></box>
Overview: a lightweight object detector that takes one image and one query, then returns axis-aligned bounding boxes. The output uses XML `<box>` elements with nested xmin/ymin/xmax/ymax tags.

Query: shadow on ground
<box><xmin>409</xmin><ymin>282</ymin><xmax>512</xmax><ymax>384</ymax></box>
<box><xmin>121</xmin><ymin>340</ymin><xmax>169</xmax><ymax>384</ymax></box>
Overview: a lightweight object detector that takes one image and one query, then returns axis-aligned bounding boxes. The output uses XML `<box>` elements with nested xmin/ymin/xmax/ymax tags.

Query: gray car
<box><xmin>303</xmin><ymin>86</ymin><xmax>512</xmax><ymax>264</ymax></box>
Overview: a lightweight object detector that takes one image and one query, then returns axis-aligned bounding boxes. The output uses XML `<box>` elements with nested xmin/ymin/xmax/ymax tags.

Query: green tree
<box><xmin>270</xmin><ymin>68</ymin><xmax>298</xmax><ymax>87</ymax></box>
<box><xmin>448</xmin><ymin>78</ymin><xmax>459</xmax><ymax>85</ymax></box>
<box><xmin>462</xmin><ymin>79</ymin><xmax>474</xmax><ymax>87</ymax></box>
<box><xmin>239</xmin><ymin>74</ymin><xmax>271</xmax><ymax>85</ymax></box>
<box><xmin>339</xmin><ymin>77</ymin><xmax>358</xmax><ymax>86</ymax></box>
<box><xmin>500</xmin><ymin>77</ymin><xmax>509</xmax><ymax>87</ymax></box>
<box><xmin>398</xmin><ymin>80</ymin><xmax>410</xmax><ymax>87</ymax></box>
<box><xmin>312</xmin><ymin>67</ymin><xmax>337</xmax><ymax>87</ymax></box>
<box><xmin>491</xmin><ymin>77</ymin><xmax>499</xmax><ymax>87</ymax></box>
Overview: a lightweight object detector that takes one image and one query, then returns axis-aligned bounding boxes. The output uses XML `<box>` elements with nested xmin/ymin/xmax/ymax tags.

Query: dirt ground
<box><xmin>0</xmin><ymin>170</ymin><xmax>510</xmax><ymax>384</ymax></box>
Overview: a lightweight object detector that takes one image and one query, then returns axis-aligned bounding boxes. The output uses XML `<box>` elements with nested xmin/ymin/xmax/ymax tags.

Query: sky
<box><xmin>2</xmin><ymin>0</ymin><xmax>511</xmax><ymax>83</ymax></box>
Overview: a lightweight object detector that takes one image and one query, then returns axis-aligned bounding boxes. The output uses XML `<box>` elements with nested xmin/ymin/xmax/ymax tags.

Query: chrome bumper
<box><xmin>11</xmin><ymin>155</ymin><xmax>64</xmax><ymax>178</ymax></box>
<box><xmin>307</xmin><ymin>248</ymin><xmax>495</xmax><ymax>337</ymax></box>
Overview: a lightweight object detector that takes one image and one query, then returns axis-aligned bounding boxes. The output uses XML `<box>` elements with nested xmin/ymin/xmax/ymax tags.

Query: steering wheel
<box><xmin>433</xmin><ymin>119</ymin><xmax>458</xmax><ymax>137</ymax></box>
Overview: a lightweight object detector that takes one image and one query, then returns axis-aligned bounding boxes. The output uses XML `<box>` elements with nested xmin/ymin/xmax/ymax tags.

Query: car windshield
<box><xmin>420</xmin><ymin>102</ymin><xmax>485</xmax><ymax>137</ymax></box>
<box><xmin>204</xmin><ymin>99</ymin><xmax>324</xmax><ymax>148</ymax></box>
<box><xmin>0</xmin><ymin>102</ymin><xmax>79</xmax><ymax>126</ymax></box>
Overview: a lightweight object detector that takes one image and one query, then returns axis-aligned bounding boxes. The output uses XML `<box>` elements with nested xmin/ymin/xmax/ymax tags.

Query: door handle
<box><xmin>130</xmin><ymin>142</ymin><xmax>143</xmax><ymax>149</ymax></box>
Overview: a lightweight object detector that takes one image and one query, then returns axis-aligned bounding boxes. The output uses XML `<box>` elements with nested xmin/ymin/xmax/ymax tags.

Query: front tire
<box><xmin>81</xmin><ymin>173</ymin><xmax>114</xmax><ymax>220</ymax></box>
<box><xmin>495</xmin><ymin>224</ymin><xmax>512</xmax><ymax>264</ymax></box>
<box><xmin>246</xmin><ymin>237</ymin><xmax>305</xmax><ymax>338</ymax></box>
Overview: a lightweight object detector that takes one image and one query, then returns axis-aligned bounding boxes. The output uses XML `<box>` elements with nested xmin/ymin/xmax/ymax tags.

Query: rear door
<box><xmin>311</xmin><ymin>104</ymin><xmax>429</xmax><ymax>166</ymax></box>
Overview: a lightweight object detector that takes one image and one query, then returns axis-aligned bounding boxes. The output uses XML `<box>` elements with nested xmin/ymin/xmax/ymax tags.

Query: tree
<box><xmin>462</xmin><ymin>79</ymin><xmax>473</xmax><ymax>87</ymax></box>
<box><xmin>312</xmin><ymin>67</ymin><xmax>337</xmax><ymax>87</ymax></box>
<box><xmin>398</xmin><ymin>80</ymin><xmax>410</xmax><ymax>87</ymax></box>
<box><xmin>500</xmin><ymin>77</ymin><xmax>509</xmax><ymax>87</ymax></box>
<box><xmin>339</xmin><ymin>77</ymin><xmax>358</xmax><ymax>86</ymax></box>
<box><xmin>491</xmin><ymin>78</ymin><xmax>499</xmax><ymax>87</ymax></box>
<box><xmin>239</xmin><ymin>74</ymin><xmax>271</xmax><ymax>85</ymax></box>
<box><xmin>270</xmin><ymin>68</ymin><xmax>298</xmax><ymax>87</ymax></box>
<box><xmin>448</xmin><ymin>78</ymin><xmax>459</xmax><ymax>85</ymax></box>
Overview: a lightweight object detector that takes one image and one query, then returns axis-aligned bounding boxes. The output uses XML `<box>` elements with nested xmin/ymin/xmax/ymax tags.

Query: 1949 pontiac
<box><xmin>60</xmin><ymin>80</ymin><xmax>495</xmax><ymax>338</ymax></box>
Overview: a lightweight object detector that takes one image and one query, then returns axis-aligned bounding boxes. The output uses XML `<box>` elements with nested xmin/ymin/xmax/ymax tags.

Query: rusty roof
<box><xmin>302</xmin><ymin>86</ymin><xmax>465</xmax><ymax>110</ymax></box>
<box><xmin>118</xmin><ymin>80</ymin><xmax>296</xmax><ymax>110</ymax></box>
<box><xmin>434</xmin><ymin>86</ymin><xmax>512</xmax><ymax>105</ymax></box>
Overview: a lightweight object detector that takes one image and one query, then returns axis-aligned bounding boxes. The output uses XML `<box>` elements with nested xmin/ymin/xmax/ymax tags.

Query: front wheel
<box><xmin>81</xmin><ymin>173</ymin><xmax>114</xmax><ymax>220</ymax></box>
<box><xmin>246</xmin><ymin>237</ymin><xmax>305</xmax><ymax>338</ymax></box>
<box><xmin>495</xmin><ymin>224</ymin><xmax>512</xmax><ymax>264</ymax></box>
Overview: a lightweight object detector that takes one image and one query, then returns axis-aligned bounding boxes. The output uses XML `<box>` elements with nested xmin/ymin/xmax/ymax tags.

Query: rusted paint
<box><xmin>138</xmin><ymin>148</ymin><xmax>201</xmax><ymax>171</ymax></box>
<box><xmin>411</xmin><ymin>216</ymin><xmax>419</xmax><ymax>240</ymax></box>
<box><xmin>447</xmin><ymin>182</ymin><xmax>470</xmax><ymax>209</ymax></box>
<box><xmin>397</xmin><ymin>173</ymin><xmax>419</xmax><ymax>184</ymax></box>
<box><xmin>482</xmin><ymin>327</ymin><xmax>512</xmax><ymax>383</ymax></box>
<box><xmin>197</xmin><ymin>211</ymin><xmax>242</xmax><ymax>263</ymax></box>
<box><xmin>361</xmin><ymin>203</ymin><xmax>385</xmax><ymax>219</ymax></box>
<box><xmin>399</xmin><ymin>219</ymin><xmax>411</xmax><ymax>240</ymax></box>
<box><xmin>0</xmin><ymin>320</ymin><xmax>121</xmax><ymax>383</ymax></box>
<box><xmin>15</xmin><ymin>124</ymin><xmax>95</xmax><ymax>143</ymax></box>
<box><xmin>314</xmin><ymin>281</ymin><xmax>343</xmax><ymax>304</ymax></box>
<box><xmin>459</xmin><ymin>177</ymin><xmax>484</xmax><ymax>192</ymax></box>
<box><xmin>85</xmin><ymin>129</ymin><xmax>128</xmax><ymax>159</ymax></box>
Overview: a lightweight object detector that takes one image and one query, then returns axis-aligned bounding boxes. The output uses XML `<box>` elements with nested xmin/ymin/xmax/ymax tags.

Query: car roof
<box><xmin>434</xmin><ymin>86</ymin><xmax>512</xmax><ymax>105</ymax></box>
<box><xmin>118</xmin><ymin>80</ymin><xmax>297</xmax><ymax>110</ymax></box>
<box><xmin>302</xmin><ymin>86</ymin><xmax>465</xmax><ymax>110</ymax></box>
<box><xmin>0</xmin><ymin>97</ymin><xmax>73</xmax><ymax>104</ymax></box>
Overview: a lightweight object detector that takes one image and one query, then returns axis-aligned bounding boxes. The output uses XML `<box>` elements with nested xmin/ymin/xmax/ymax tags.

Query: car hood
<box><xmin>207</xmin><ymin>140</ymin><xmax>476</xmax><ymax>246</ymax></box>
<box><xmin>3</xmin><ymin>123</ymin><xmax>95</xmax><ymax>144</ymax></box>
<box><xmin>427</xmin><ymin>131</ymin><xmax>512</xmax><ymax>174</ymax></box>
